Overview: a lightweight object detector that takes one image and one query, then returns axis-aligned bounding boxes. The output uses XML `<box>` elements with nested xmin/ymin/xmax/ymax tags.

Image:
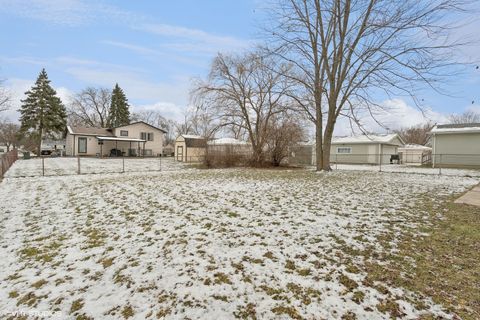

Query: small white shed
<box><xmin>398</xmin><ymin>144</ymin><xmax>432</xmax><ymax>165</ymax></box>
<box><xmin>175</xmin><ymin>135</ymin><xmax>207</xmax><ymax>162</ymax></box>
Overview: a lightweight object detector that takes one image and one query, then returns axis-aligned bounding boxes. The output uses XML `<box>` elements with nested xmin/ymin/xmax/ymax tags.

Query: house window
<box><xmin>337</xmin><ymin>147</ymin><xmax>351</xmax><ymax>154</ymax></box>
<box><xmin>141</xmin><ymin>132</ymin><xmax>154</xmax><ymax>141</ymax></box>
<box><xmin>120</xmin><ymin>130</ymin><xmax>128</xmax><ymax>137</ymax></box>
<box><xmin>78</xmin><ymin>137</ymin><xmax>87</xmax><ymax>153</ymax></box>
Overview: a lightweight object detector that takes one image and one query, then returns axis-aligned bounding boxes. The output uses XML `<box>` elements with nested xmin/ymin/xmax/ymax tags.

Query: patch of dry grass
<box><xmin>366</xmin><ymin>195</ymin><xmax>480</xmax><ymax>319</ymax></box>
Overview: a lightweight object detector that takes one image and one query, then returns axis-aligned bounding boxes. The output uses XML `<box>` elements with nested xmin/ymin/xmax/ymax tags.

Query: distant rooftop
<box><xmin>438</xmin><ymin>123</ymin><xmax>480</xmax><ymax>129</ymax></box>
<box><xmin>399</xmin><ymin>144</ymin><xmax>432</xmax><ymax>150</ymax></box>
<box><xmin>331</xmin><ymin>133</ymin><xmax>403</xmax><ymax>145</ymax></box>
<box><xmin>208</xmin><ymin>138</ymin><xmax>249</xmax><ymax>145</ymax></box>
<box><xmin>431</xmin><ymin>123</ymin><xmax>480</xmax><ymax>134</ymax></box>
<box><xmin>181</xmin><ymin>134</ymin><xmax>205</xmax><ymax>139</ymax></box>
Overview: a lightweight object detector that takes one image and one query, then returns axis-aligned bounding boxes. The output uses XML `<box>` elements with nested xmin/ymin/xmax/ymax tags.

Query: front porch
<box><xmin>97</xmin><ymin>136</ymin><xmax>149</xmax><ymax>157</ymax></box>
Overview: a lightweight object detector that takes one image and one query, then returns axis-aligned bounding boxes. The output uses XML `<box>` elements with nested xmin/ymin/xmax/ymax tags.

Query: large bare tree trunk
<box><xmin>315</xmin><ymin>112</ymin><xmax>323</xmax><ymax>170</ymax></box>
<box><xmin>322</xmin><ymin>122</ymin><xmax>335</xmax><ymax>171</ymax></box>
<box><xmin>252</xmin><ymin>145</ymin><xmax>265</xmax><ymax>166</ymax></box>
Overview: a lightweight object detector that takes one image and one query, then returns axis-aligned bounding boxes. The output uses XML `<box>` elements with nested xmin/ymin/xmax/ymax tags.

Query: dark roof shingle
<box><xmin>69</xmin><ymin>126</ymin><xmax>115</xmax><ymax>136</ymax></box>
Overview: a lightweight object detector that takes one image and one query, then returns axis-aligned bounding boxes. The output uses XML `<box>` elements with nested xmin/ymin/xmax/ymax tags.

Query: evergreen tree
<box><xmin>107</xmin><ymin>83</ymin><xmax>130</xmax><ymax>127</ymax></box>
<box><xmin>19</xmin><ymin>69</ymin><xmax>67</xmax><ymax>155</ymax></box>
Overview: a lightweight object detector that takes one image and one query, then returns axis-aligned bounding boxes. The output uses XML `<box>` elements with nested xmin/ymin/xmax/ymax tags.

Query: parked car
<box><xmin>40</xmin><ymin>150</ymin><xmax>52</xmax><ymax>156</ymax></box>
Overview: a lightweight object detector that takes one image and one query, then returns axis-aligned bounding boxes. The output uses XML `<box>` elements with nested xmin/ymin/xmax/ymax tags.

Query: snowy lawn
<box><xmin>331</xmin><ymin>164</ymin><xmax>480</xmax><ymax>177</ymax></box>
<box><xmin>5</xmin><ymin>157</ymin><xmax>182</xmax><ymax>177</ymax></box>
<box><xmin>0</xmin><ymin>167</ymin><xmax>478</xmax><ymax>319</ymax></box>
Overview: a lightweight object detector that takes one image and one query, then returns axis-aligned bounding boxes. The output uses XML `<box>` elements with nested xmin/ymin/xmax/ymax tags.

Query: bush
<box><xmin>204</xmin><ymin>145</ymin><xmax>250</xmax><ymax>168</ymax></box>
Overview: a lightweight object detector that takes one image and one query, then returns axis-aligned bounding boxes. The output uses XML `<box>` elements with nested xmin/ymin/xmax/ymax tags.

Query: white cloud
<box><xmin>334</xmin><ymin>99</ymin><xmax>448</xmax><ymax>136</ymax></box>
<box><xmin>100</xmin><ymin>40</ymin><xmax>160</xmax><ymax>56</ymax></box>
<box><xmin>0</xmin><ymin>55</ymin><xmax>47</xmax><ymax>66</ymax></box>
<box><xmin>1</xmin><ymin>79</ymin><xmax>74</xmax><ymax>123</ymax></box>
<box><xmin>0</xmin><ymin>0</ymin><xmax>250</xmax><ymax>55</ymax></box>
<box><xmin>64</xmin><ymin>66</ymin><xmax>190</xmax><ymax>109</ymax></box>
<box><xmin>138</xmin><ymin>23</ymin><xmax>251</xmax><ymax>54</ymax></box>
<box><xmin>466</xmin><ymin>104</ymin><xmax>480</xmax><ymax>114</ymax></box>
<box><xmin>56</xmin><ymin>86</ymin><xmax>73</xmax><ymax>105</ymax></box>
<box><xmin>132</xmin><ymin>102</ymin><xmax>186</xmax><ymax>123</ymax></box>
<box><xmin>1</xmin><ymin>78</ymin><xmax>33</xmax><ymax>122</ymax></box>
<box><xmin>100</xmin><ymin>41</ymin><xmax>212</xmax><ymax>69</ymax></box>
<box><xmin>0</xmin><ymin>0</ymin><xmax>142</xmax><ymax>26</ymax></box>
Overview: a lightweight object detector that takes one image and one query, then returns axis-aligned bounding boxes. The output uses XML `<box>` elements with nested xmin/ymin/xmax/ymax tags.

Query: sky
<box><xmin>1</xmin><ymin>0</ymin><xmax>480</xmax><ymax>136</ymax></box>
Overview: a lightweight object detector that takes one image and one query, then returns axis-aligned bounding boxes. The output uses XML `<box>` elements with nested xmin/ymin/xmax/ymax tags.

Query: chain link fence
<box><xmin>4</xmin><ymin>156</ymin><xmax>189</xmax><ymax>178</ymax></box>
<box><xmin>0</xmin><ymin>149</ymin><xmax>19</xmax><ymax>179</ymax></box>
<box><xmin>290</xmin><ymin>152</ymin><xmax>480</xmax><ymax>177</ymax></box>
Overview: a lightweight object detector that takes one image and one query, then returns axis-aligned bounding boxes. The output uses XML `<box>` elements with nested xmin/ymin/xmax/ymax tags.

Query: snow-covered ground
<box><xmin>0</xmin><ymin>164</ymin><xmax>478</xmax><ymax>319</ymax></box>
<box><xmin>331</xmin><ymin>163</ymin><xmax>480</xmax><ymax>177</ymax></box>
<box><xmin>5</xmin><ymin>157</ymin><xmax>184</xmax><ymax>177</ymax></box>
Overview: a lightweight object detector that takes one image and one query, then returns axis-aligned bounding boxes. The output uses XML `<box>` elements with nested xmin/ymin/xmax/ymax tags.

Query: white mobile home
<box><xmin>430</xmin><ymin>123</ymin><xmax>480</xmax><ymax>168</ymax></box>
<box><xmin>290</xmin><ymin>134</ymin><xmax>405</xmax><ymax>166</ymax></box>
<box><xmin>330</xmin><ymin>134</ymin><xmax>405</xmax><ymax>164</ymax></box>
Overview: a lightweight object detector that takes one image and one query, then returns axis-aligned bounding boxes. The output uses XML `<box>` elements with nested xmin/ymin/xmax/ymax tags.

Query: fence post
<box><xmin>379</xmin><ymin>154</ymin><xmax>382</xmax><ymax>172</ymax></box>
<box><xmin>439</xmin><ymin>154</ymin><xmax>442</xmax><ymax>175</ymax></box>
<box><xmin>159</xmin><ymin>156</ymin><xmax>162</xmax><ymax>171</ymax></box>
<box><xmin>77</xmin><ymin>156</ymin><xmax>81</xmax><ymax>175</ymax></box>
<box><xmin>122</xmin><ymin>156</ymin><xmax>125</xmax><ymax>173</ymax></box>
<box><xmin>42</xmin><ymin>157</ymin><xmax>45</xmax><ymax>176</ymax></box>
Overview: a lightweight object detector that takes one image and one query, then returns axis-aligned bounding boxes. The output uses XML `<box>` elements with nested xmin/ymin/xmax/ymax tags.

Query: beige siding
<box><xmin>381</xmin><ymin>145</ymin><xmax>398</xmax><ymax>164</ymax></box>
<box><xmin>329</xmin><ymin>143</ymin><xmax>399</xmax><ymax>164</ymax></box>
<box><xmin>185</xmin><ymin>147</ymin><xmax>206</xmax><ymax>162</ymax></box>
<box><xmin>66</xmin><ymin>135</ymin><xmax>101</xmax><ymax>156</ymax></box>
<box><xmin>114</xmin><ymin>123</ymin><xmax>164</xmax><ymax>156</ymax></box>
<box><xmin>65</xmin><ymin>133</ymin><xmax>75</xmax><ymax>156</ymax></box>
<box><xmin>330</xmin><ymin>143</ymin><xmax>378</xmax><ymax>164</ymax></box>
<box><xmin>433</xmin><ymin>133</ymin><xmax>480</xmax><ymax>167</ymax></box>
<box><xmin>174</xmin><ymin>136</ymin><xmax>206</xmax><ymax>162</ymax></box>
<box><xmin>389</xmin><ymin>137</ymin><xmax>404</xmax><ymax>147</ymax></box>
<box><xmin>398</xmin><ymin>149</ymin><xmax>430</xmax><ymax>164</ymax></box>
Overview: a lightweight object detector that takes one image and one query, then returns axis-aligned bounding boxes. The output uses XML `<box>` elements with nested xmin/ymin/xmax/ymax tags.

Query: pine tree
<box><xmin>108</xmin><ymin>83</ymin><xmax>130</xmax><ymax>127</ymax></box>
<box><xmin>19</xmin><ymin>69</ymin><xmax>67</xmax><ymax>155</ymax></box>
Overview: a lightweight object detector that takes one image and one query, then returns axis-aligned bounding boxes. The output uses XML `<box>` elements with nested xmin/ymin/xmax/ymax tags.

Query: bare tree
<box><xmin>266</xmin><ymin>115</ymin><xmax>306</xmax><ymax>166</ymax></box>
<box><xmin>188</xmin><ymin>103</ymin><xmax>220</xmax><ymax>139</ymax></box>
<box><xmin>395</xmin><ymin>122</ymin><xmax>435</xmax><ymax>145</ymax></box>
<box><xmin>268</xmin><ymin>0</ymin><xmax>471</xmax><ymax>170</ymax></box>
<box><xmin>68</xmin><ymin>87</ymin><xmax>112</xmax><ymax>127</ymax></box>
<box><xmin>0</xmin><ymin>79</ymin><xmax>11</xmax><ymax>113</ymax></box>
<box><xmin>131</xmin><ymin>109</ymin><xmax>176</xmax><ymax>144</ymax></box>
<box><xmin>173</xmin><ymin>112</ymin><xmax>195</xmax><ymax>137</ymax></box>
<box><xmin>448</xmin><ymin>110</ymin><xmax>480</xmax><ymax>124</ymax></box>
<box><xmin>0</xmin><ymin>120</ymin><xmax>20</xmax><ymax>151</ymax></box>
<box><xmin>194</xmin><ymin>51</ymin><xmax>294</xmax><ymax>165</ymax></box>
<box><xmin>170</xmin><ymin>105</ymin><xmax>219</xmax><ymax>141</ymax></box>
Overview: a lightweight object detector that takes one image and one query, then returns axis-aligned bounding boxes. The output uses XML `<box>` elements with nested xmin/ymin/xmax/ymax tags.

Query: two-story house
<box><xmin>65</xmin><ymin>121</ymin><xmax>166</xmax><ymax>157</ymax></box>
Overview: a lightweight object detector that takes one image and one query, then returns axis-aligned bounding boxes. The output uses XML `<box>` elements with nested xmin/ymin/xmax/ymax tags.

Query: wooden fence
<box><xmin>0</xmin><ymin>149</ymin><xmax>19</xmax><ymax>178</ymax></box>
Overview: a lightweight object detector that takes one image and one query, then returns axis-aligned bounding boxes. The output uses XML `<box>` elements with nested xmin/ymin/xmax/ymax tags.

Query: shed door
<box><xmin>176</xmin><ymin>146</ymin><xmax>184</xmax><ymax>161</ymax></box>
